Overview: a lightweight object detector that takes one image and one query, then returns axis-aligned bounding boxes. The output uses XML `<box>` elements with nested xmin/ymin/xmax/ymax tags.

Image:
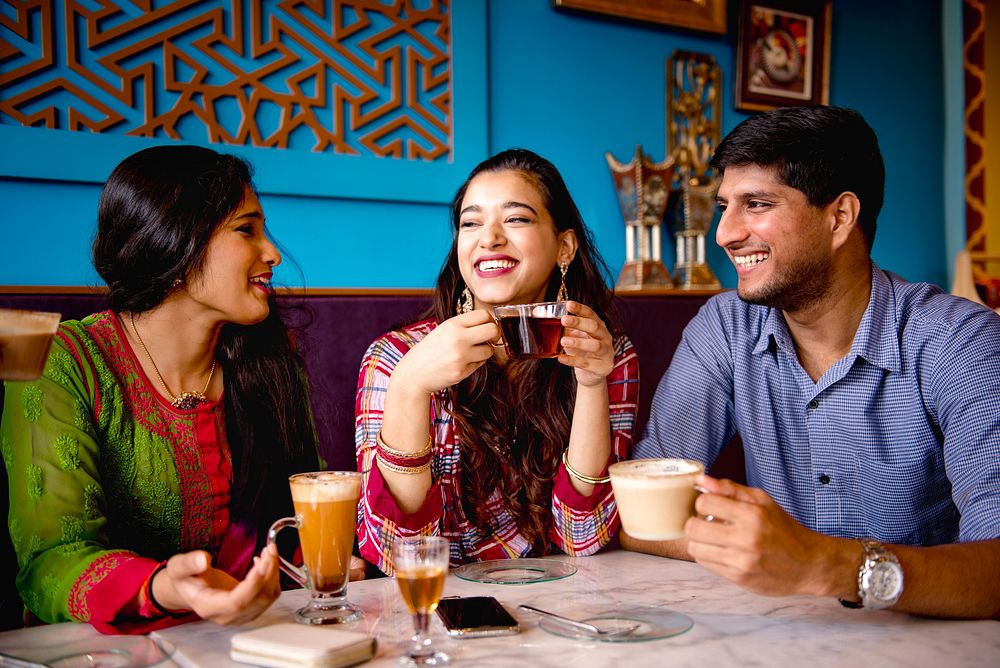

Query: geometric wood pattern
<box><xmin>962</xmin><ymin>0</ymin><xmax>986</xmax><ymax>250</ymax></box>
<box><xmin>0</xmin><ymin>1</ymin><xmax>452</xmax><ymax>161</ymax></box>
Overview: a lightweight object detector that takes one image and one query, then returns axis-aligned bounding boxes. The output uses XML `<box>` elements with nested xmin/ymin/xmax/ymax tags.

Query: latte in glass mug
<box><xmin>609</xmin><ymin>459</ymin><xmax>705</xmax><ymax>540</ymax></box>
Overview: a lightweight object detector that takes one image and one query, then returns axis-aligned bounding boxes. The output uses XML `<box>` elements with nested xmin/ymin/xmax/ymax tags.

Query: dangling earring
<box><xmin>171</xmin><ymin>276</ymin><xmax>183</xmax><ymax>288</ymax></box>
<box><xmin>557</xmin><ymin>261</ymin><xmax>569</xmax><ymax>302</ymax></box>
<box><xmin>456</xmin><ymin>286</ymin><xmax>474</xmax><ymax>314</ymax></box>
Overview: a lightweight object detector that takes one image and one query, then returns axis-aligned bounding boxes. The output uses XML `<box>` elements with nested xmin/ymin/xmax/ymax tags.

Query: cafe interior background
<box><xmin>0</xmin><ymin>0</ymin><xmax>998</xmax><ymax>639</ymax></box>
<box><xmin>0</xmin><ymin>0</ymin><xmax>996</xmax><ymax>296</ymax></box>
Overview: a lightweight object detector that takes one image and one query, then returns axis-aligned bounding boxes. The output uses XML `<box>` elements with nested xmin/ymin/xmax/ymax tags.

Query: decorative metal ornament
<box><xmin>456</xmin><ymin>286</ymin><xmax>474</xmax><ymax>314</ymax></box>
<box><xmin>666</xmin><ymin>50</ymin><xmax>722</xmax><ymax>290</ymax></box>
<box><xmin>557</xmin><ymin>262</ymin><xmax>569</xmax><ymax>302</ymax></box>
<box><xmin>129</xmin><ymin>313</ymin><xmax>216</xmax><ymax>410</ymax></box>
<box><xmin>605</xmin><ymin>146</ymin><xmax>676</xmax><ymax>291</ymax></box>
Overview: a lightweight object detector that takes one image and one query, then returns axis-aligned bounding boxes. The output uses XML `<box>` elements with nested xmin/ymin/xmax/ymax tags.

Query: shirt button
<box><xmin>818</xmin><ymin>474</ymin><xmax>831</xmax><ymax>484</ymax></box>
<box><xmin>808</xmin><ymin>399</ymin><xmax>820</xmax><ymax>409</ymax></box>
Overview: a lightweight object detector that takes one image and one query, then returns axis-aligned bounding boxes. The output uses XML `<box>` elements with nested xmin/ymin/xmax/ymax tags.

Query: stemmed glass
<box><xmin>392</xmin><ymin>536</ymin><xmax>450</xmax><ymax>666</ymax></box>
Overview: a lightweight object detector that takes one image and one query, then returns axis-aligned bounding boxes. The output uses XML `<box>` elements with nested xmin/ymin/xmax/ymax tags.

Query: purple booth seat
<box><xmin>0</xmin><ymin>290</ymin><xmax>743</xmax><ymax>479</ymax></box>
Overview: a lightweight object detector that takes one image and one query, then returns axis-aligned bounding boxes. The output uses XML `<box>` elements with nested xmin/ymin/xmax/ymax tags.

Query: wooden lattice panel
<box><xmin>0</xmin><ymin>1</ymin><xmax>453</xmax><ymax>161</ymax></box>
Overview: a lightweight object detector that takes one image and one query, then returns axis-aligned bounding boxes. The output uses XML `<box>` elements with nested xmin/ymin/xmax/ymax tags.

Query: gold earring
<box><xmin>171</xmin><ymin>277</ymin><xmax>183</xmax><ymax>288</ymax></box>
<box><xmin>456</xmin><ymin>286</ymin><xmax>474</xmax><ymax>314</ymax></box>
<box><xmin>557</xmin><ymin>261</ymin><xmax>568</xmax><ymax>302</ymax></box>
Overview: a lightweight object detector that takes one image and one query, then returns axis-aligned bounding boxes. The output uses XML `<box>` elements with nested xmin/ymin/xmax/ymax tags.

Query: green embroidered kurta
<box><xmin>2</xmin><ymin>311</ymin><xmax>246</xmax><ymax>629</ymax></box>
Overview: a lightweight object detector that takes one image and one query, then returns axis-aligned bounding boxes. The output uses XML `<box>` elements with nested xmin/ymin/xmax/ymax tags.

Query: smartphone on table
<box><xmin>435</xmin><ymin>596</ymin><xmax>520</xmax><ymax>638</ymax></box>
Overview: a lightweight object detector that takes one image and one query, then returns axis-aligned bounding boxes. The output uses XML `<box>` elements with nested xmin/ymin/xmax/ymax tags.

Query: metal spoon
<box><xmin>518</xmin><ymin>604</ymin><xmax>640</xmax><ymax>638</ymax></box>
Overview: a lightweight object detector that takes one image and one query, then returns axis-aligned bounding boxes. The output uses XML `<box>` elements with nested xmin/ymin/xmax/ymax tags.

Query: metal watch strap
<box><xmin>857</xmin><ymin>538</ymin><xmax>902</xmax><ymax>610</ymax></box>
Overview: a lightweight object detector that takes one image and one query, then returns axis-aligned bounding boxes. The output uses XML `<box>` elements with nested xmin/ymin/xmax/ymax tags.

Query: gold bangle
<box><xmin>376</xmin><ymin>430</ymin><xmax>433</xmax><ymax>459</ymax></box>
<box><xmin>561</xmin><ymin>450</ymin><xmax>611</xmax><ymax>484</ymax></box>
<box><xmin>376</xmin><ymin>454</ymin><xmax>431</xmax><ymax>475</ymax></box>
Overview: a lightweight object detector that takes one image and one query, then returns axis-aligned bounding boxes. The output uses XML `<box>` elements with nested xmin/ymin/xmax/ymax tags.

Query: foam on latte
<box><xmin>290</xmin><ymin>471</ymin><xmax>362</xmax><ymax>503</ymax></box>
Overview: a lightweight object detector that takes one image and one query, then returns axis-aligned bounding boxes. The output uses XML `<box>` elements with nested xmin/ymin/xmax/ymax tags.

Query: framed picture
<box><xmin>553</xmin><ymin>0</ymin><xmax>726</xmax><ymax>35</ymax></box>
<box><xmin>735</xmin><ymin>0</ymin><xmax>831</xmax><ymax>111</ymax></box>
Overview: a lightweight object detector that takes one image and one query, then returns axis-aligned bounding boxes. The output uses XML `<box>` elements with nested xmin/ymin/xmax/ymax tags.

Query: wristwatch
<box><xmin>856</xmin><ymin>538</ymin><xmax>904</xmax><ymax>610</ymax></box>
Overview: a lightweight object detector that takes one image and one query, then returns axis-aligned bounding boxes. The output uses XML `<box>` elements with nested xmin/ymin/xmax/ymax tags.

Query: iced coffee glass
<box><xmin>0</xmin><ymin>309</ymin><xmax>61</xmax><ymax>381</ymax></box>
<box><xmin>608</xmin><ymin>459</ymin><xmax>704</xmax><ymax>540</ymax></box>
<box><xmin>267</xmin><ymin>471</ymin><xmax>362</xmax><ymax>624</ymax></box>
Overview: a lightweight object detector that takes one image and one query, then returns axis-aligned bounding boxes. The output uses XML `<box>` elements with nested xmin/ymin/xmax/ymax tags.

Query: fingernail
<box><xmin>693</xmin><ymin>483</ymin><xmax>710</xmax><ymax>495</ymax></box>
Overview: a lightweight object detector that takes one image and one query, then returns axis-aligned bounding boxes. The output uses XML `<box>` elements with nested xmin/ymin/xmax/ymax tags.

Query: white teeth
<box><xmin>734</xmin><ymin>253</ymin><xmax>769</xmax><ymax>267</ymax></box>
<box><xmin>250</xmin><ymin>277</ymin><xmax>270</xmax><ymax>284</ymax></box>
<box><xmin>477</xmin><ymin>259</ymin><xmax>516</xmax><ymax>272</ymax></box>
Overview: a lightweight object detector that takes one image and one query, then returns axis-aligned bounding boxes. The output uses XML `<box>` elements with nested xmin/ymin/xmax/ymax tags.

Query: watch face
<box><xmin>871</xmin><ymin>561</ymin><xmax>904</xmax><ymax>601</ymax></box>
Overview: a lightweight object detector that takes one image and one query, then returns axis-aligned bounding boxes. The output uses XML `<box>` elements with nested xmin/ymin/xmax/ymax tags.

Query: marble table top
<box><xmin>1</xmin><ymin>550</ymin><xmax>997</xmax><ymax>667</ymax></box>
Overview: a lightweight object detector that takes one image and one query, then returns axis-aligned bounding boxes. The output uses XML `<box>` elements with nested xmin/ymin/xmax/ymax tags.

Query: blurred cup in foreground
<box><xmin>492</xmin><ymin>301</ymin><xmax>567</xmax><ymax>359</ymax></box>
<box><xmin>0</xmin><ymin>309</ymin><xmax>61</xmax><ymax>381</ymax></box>
<box><xmin>609</xmin><ymin>458</ymin><xmax>705</xmax><ymax>540</ymax></box>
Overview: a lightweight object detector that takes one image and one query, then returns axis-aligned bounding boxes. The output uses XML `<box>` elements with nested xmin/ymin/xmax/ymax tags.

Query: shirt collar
<box><xmin>849</xmin><ymin>262</ymin><xmax>900</xmax><ymax>373</ymax></box>
<box><xmin>751</xmin><ymin>262</ymin><xmax>900</xmax><ymax>374</ymax></box>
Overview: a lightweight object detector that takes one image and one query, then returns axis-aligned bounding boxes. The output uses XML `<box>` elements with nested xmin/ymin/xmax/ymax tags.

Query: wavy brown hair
<box><xmin>428</xmin><ymin>148</ymin><xmax>618</xmax><ymax>554</ymax></box>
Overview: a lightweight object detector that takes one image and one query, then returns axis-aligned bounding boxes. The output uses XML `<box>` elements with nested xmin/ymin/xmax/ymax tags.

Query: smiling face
<box><xmin>457</xmin><ymin>170</ymin><xmax>576</xmax><ymax>309</ymax></box>
<box><xmin>184</xmin><ymin>188</ymin><xmax>281</xmax><ymax>325</ymax></box>
<box><xmin>715</xmin><ymin>164</ymin><xmax>835</xmax><ymax>313</ymax></box>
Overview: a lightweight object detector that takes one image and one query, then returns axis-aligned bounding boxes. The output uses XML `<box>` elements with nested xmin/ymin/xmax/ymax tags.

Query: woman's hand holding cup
<box><xmin>557</xmin><ymin>301</ymin><xmax>615</xmax><ymax>387</ymax></box>
<box><xmin>395</xmin><ymin>310</ymin><xmax>500</xmax><ymax>394</ymax></box>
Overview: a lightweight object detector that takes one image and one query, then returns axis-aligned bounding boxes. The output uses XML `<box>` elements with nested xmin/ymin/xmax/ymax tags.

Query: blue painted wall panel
<box><xmin>1</xmin><ymin>0</ymin><xmax>950</xmax><ymax>290</ymax></box>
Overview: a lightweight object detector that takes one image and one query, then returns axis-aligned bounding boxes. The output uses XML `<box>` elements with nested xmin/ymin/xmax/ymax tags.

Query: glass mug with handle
<box><xmin>267</xmin><ymin>471</ymin><xmax>362</xmax><ymax>624</ymax></box>
<box><xmin>393</xmin><ymin>536</ymin><xmax>450</xmax><ymax>666</ymax></box>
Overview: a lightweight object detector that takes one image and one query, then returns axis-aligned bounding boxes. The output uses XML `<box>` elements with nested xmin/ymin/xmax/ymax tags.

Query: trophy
<box><xmin>667</xmin><ymin>50</ymin><xmax>722</xmax><ymax>289</ymax></box>
<box><xmin>606</xmin><ymin>146</ymin><xmax>676</xmax><ymax>291</ymax></box>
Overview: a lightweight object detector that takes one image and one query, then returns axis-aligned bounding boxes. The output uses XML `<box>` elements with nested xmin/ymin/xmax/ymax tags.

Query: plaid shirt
<box><xmin>635</xmin><ymin>265</ymin><xmax>1000</xmax><ymax>545</ymax></box>
<box><xmin>355</xmin><ymin>319</ymin><xmax>639</xmax><ymax>574</ymax></box>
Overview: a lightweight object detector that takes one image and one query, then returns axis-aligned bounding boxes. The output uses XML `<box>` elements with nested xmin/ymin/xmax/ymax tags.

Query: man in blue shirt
<box><xmin>627</xmin><ymin>106</ymin><xmax>1000</xmax><ymax>619</ymax></box>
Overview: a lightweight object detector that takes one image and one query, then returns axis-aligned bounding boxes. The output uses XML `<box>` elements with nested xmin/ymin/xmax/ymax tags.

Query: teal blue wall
<box><xmin>1</xmin><ymin>0</ymin><xmax>950</xmax><ymax>290</ymax></box>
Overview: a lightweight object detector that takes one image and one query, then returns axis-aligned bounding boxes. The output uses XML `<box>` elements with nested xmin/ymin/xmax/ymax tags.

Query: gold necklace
<box><xmin>129</xmin><ymin>313</ymin><xmax>216</xmax><ymax>410</ymax></box>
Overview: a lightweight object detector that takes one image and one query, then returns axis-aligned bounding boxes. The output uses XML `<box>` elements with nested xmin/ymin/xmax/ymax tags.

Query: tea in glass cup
<box><xmin>0</xmin><ymin>309</ymin><xmax>61</xmax><ymax>381</ymax></box>
<box><xmin>608</xmin><ymin>459</ymin><xmax>705</xmax><ymax>540</ymax></box>
<box><xmin>492</xmin><ymin>301</ymin><xmax>567</xmax><ymax>359</ymax></box>
<box><xmin>393</xmin><ymin>536</ymin><xmax>449</xmax><ymax>666</ymax></box>
<box><xmin>267</xmin><ymin>471</ymin><xmax>362</xmax><ymax>624</ymax></box>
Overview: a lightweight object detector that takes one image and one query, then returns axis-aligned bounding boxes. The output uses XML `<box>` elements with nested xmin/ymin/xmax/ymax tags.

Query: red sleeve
<box><xmin>82</xmin><ymin>555</ymin><xmax>197</xmax><ymax>635</ymax></box>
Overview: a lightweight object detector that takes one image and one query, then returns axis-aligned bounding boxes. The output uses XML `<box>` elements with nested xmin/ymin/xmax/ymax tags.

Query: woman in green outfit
<box><xmin>2</xmin><ymin>146</ymin><xmax>321</xmax><ymax>632</ymax></box>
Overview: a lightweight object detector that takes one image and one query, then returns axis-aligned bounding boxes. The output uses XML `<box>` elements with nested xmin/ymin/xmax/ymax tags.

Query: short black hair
<box><xmin>711</xmin><ymin>106</ymin><xmax>885</xmax><ymax>251</ymax></box>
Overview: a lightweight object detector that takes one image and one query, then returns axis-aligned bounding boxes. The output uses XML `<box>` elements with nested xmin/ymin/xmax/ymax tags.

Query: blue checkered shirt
<box><xmin>634</xmin><ymin>265</ymin><xmax>1000</xmax><ymax>545</ymax></box>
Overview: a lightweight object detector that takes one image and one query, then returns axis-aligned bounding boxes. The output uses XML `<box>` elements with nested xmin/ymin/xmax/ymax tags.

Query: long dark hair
<box><xmin>93</xmin><ymin>145</ymin><xmax>318</xmax><ymax>544</ymax></box>
<box><xmin>429</xmin><ymin>148</ymin><xmax>617</xmax><ymax>553</ymax></box>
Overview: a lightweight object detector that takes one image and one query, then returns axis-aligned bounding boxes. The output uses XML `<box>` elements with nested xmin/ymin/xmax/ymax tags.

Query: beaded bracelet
<box><xmin>376</xmin><ymin>431</ymin><xmax>433</xmax><ymax>474</ymax></box>
<box><xmin>561</xmin><ymin>450</ymin><xmax>611</xmax><ymax>484</ymax></box>
<box><xmin>376</xmin><ymin>455</ymin><xmax>432</xmax><ymax>475</ymax></box>
<box><xmin>376</xmin><ymin>430</ymin><xmax>433</xmax><ymax>460</ymax></box>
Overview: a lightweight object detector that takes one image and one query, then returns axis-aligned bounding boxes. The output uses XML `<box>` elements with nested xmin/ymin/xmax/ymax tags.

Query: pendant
<box><xmin>172</xmin><ymin>392</ymin><xmax>207</xmax><ymax>410</ymax></box>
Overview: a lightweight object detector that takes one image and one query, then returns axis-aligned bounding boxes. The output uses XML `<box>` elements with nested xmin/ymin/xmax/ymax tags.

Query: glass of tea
<box><xmin>392</xmin><ymin>536</ymin><xmax>450</xmax><ymax>666</ymax></box>
<box><xmin>492</xmin><ymin>301</ymin><xmax>568</xmax><ymax>359</ymax></box>
<box><xmin>267</xmin><ymin>471</ymin><xmax>363</xmax><ymax>624</ymax></box>
<box><xmin>0</xmin><ymin>309</ymin><xmax>61</xmax><ymax>381</ymax></box>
